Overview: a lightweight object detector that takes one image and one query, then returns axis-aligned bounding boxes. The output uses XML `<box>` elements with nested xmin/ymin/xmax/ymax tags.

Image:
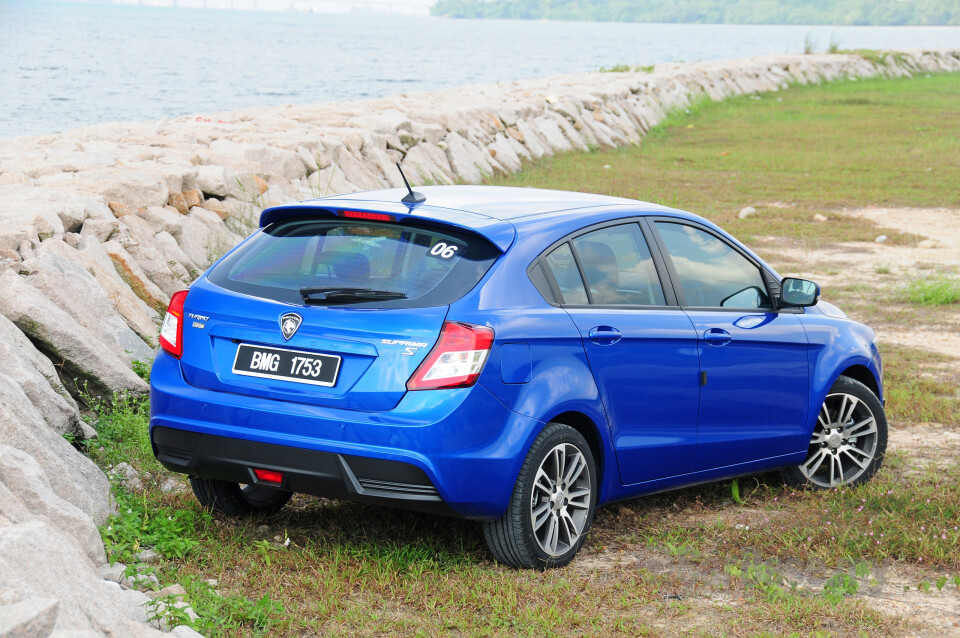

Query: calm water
<box><xmin>2</xmin><ymin>0</ymin><xmax>958</xmax><ymax>139</ymax></box>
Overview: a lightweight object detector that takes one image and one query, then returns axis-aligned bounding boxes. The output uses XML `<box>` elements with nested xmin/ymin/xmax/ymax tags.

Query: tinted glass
<box><xmin>655</xmin><ymin>222</ymin><xmax>771</xmax><ymax>309</ymax></box>
<box><xmin>208</xmin><ymin>218</ymin><xmax>500</xmax><ymax>307</ymax></box>
<box><xmin>543</xmin><ymin>243</ymin><xmax>588</xmax><ymax>305</ymax></box>
<box><xmin>571</xmin><ymin>224</ymin><xmax>666</xmax><ymax>306</ymax></box>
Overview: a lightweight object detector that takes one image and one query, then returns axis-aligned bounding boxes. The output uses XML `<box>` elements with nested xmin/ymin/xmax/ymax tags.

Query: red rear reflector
<box><xmin>159</xmin><ymin>290</ymin><xmax>189</xmax><ymax>359</ymax></box>
<box><xmin>253</xmin><ymin>468</ymin><xmax>284</xmax><ymax>484</ymax></box>
<box><xmin>341</xmin><ymin>210</ymin><xmax>394</xmax><ymax>222</ymax></box>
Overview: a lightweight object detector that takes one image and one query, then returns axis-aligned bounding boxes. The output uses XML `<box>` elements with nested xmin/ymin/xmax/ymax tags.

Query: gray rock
<box><xmin>442</xmin><ymin>132</ymin><xmax>498</xmax><ymax>183</ymax></box>
<box><xmin>0</xmin><ymin>445</ymin><xmax>105</xmax><ymax>564</ymax></box>
<box><xmin>0</xmin><ymin>270</ymin><xmax>148</xmax><ymax>398</ymax></box>
<box><xmin>739</xmin><ymin>206</ymin><xmax>757</xmax><ymax>219</ymax></box>
<box><xmin>177</xmin><ymin>208</ymin><xmax>241</xmax><ymax>270</ymax></box>
<box><xmin>109</xmin><ymin>463</ymin><xmax>143</xmax><ymax>493</ymax></box>
<box><xmin>99</xmin><ymin>562</ymin><xmax>127</xmax><ymax>584</ymax></box>
<box><xmin>0</xmin><ymin>596</ymin><xmax>59</xmax><ymax>638</ymax></box>
<box><xmin>114</xmin><ymin>215</ymin><xmax>191</xmax><ymax>298</ymax></box>
<box><xmin>128</xmin><ymin>572</ymin><xmax>160</xmax><ymax>592</ymax></box>
<box><xmin>875</xmin><ymin>234</ymin><xmax>888</xmax><ymax>243</ymax></box>
<box><xmin>207</xmin><ymin>139</ymin><xmax>305</xmax><ymax>182</ymax></box>
<box><xmin>0</xmin><ymin>521</ymin><xmax>166</xmax><ymax>637</ymax></box>
<box><xmin>75</xmin><ymin>169</ymin><xmax>170</xmax><ymax>210</ymax></box>
<box><xmin>159</xmin><ymin>477</ymin><xmax>183</xmax><ymax>494</ymax></box>
<box><xmin>171</xmin><ymin>625</ymin><xmax>206</xmax><ymax>638</ymax></box>
<box><xmin>0</xmin><ymin>313</ymin><xmax>83</xmax><ymax>438</ymax></box>
<box><xmin>137</xmin><ymin>549</ymin><xmax>159</xmax><ymax>564</ymax></box>
<box><xmin>48</xmin><ymin>238</ymin><xmax>161</xmax><ymax>347</ymax></box>
<box><xmin>0</xmin><ymin>375</ymin><xmax>110</xmax><ymax>524</ymax></box>
<box><xmin>195</xmin><ymin>165</ymin><xmax>234</xmax><ymax>199</ymax></box>
<box><xmin>20</xmin><ymin>244</ymin><xmax>155</xmax><ymax>364</ymax></box>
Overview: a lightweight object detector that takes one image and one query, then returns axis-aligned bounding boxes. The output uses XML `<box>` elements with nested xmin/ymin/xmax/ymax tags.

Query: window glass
<box><xmin>654</xmin><ymin>222</ymin><xmax>771</xmax><ymax>309</ymax></box>
<box><xmin>571</xmin><ymin>224</ymin><xmax>666</xmax><ymax>306</ymax></box>
<box><xmin>208</xmin><ymin>218</ymin><xmax>499</xmax><ymax>307</ymax></box>
<box><xmin>543</xmin><ymin>243</ymin><xmax>588</xmax><ymax>305</ymax></box>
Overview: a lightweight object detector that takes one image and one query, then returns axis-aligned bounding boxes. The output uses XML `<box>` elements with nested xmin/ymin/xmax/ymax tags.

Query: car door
<box><xmin>538</xmin><ymin>221</ymin><xmax>701</xmax><ymax>485</ymax></box>
<box><xmin>649</xmin><ymin>219</ymin><xmax>810</xmax><ymax>471</ymax></box>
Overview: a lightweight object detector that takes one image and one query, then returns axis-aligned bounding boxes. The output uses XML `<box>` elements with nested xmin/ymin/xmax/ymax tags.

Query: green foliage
<box><xmin>148</xmin><ymin>593</ymin><xmax>198</xmax><ymax>630</ymax></box>
<box><xmin>181</xmin><ymin>577</ymin><xmax>285</xmax><ymax>637</ymax></box>
<box><xmin>905</xmin><ymin>276</ymin><xmax>960</xmax><ymax>305</ymax></box>
<box><xmin>599</xmin><ymin>63</ymin><xmax>655</xmax><ymax>73</ymax></box>
<box><xmin>431</xmin><ymin>0</ymin><xmax>960</xmax><ymax>26</ymax></box>
<box><xmin>731</xmin><ymin>478</ymin><xmax>742</xmax><ymax>504</ymax></box>
<box><xmin>100</xmin><ymin>487</ymin><xmax>206</xmax><ymax>564</ymax></box>
<box><xmin>85</xmin><ymin>394</ymin><xmax>160</xmax><ymax>472</ymax></box>
<box><xmin>823</xmin><ymin>572</ymin><xmax>859</xmax><ymax>602</ymax></box>
<box><xmin>131</xmin><ymin>358</ymin><xmax>152</xmax><ymax>382</ymax></box>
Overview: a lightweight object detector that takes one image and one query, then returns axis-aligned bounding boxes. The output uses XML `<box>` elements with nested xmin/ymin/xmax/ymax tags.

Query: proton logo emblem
<box><xmin>279</xmin><ymin>313</ymin><xmax>302</xmax><ymax>340</ymax></box>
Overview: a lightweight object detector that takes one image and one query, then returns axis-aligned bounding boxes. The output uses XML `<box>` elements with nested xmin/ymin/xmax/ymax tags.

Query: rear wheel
<box><xmin>190</xmin><ymin>477</ymin><xmax>292</xmax><ymax>517</ymax></box>
<box><xmin>483</xmin><ymin>423</ymin><xmax>597</xmax><ymax>570</ymax></box>
<box><xmin>783</xmin><ymin>375</ymin><xmax>887</xmax><ymax>489</ymax></box>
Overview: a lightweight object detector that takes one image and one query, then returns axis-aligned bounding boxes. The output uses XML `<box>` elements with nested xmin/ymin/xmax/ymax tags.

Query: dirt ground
<box><xmin>762</xmin><ymin>207</ymin><xmax>960</xmax><ymax>358</ymax></box>
<box><xmin>577</xmin><ymin>208</ymin><xmax>960</xmax><ymax>636</ymax></box>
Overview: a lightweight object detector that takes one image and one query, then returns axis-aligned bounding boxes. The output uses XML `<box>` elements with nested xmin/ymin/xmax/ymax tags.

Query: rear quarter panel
<box><xmin>448</xmin><ymin>223</ymin><xmax>617</xmax><ymax>504</ymax></box>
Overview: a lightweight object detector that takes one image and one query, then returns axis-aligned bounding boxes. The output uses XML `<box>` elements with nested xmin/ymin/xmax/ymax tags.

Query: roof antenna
<box><xmin>396</xmin><ymin>163</ymin><xmax>426</xmax><ymax>205</ymax></box>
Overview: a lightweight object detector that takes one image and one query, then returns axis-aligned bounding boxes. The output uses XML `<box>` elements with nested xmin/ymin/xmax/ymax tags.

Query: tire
<box><xmin>190</xmin><ymin>477</ymin><xmax>292</xmax><ymax>517</ymax></box>
<box><xmin>483</xmin><ymin>423</ymin><xmax>597</xmax><ymax>570</ymax></box>
<box><xmin>783</xmin><ymin>375</ymin><xmax>887</xmax><ymax>489</ymax></box>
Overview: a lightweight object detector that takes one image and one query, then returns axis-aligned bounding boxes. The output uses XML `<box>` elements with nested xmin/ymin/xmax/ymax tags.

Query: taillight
<box><xmin>159</xmin><ymin>290</ymin><xmax>189</xmax><ymax>359</ymax></box>
<box><xmin>407</xmin><ymin>321</ymin><xmax>494</xmax><ymax>391</ymax></box>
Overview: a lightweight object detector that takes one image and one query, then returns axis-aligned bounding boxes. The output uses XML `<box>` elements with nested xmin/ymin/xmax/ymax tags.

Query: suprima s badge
<box><xmin>279</xmin><ymin>313</ymin><xmax>302</xmax><ymax>340</ymax></box>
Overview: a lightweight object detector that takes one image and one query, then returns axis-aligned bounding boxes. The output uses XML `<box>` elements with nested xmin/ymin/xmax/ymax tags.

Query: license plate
<box><xmin>232</xmin><ymin>343</ymin><xmax>341</xmax><ymax>387</ymax></box>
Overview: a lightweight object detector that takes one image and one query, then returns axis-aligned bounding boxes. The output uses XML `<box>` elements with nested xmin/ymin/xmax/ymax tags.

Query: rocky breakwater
<box><xmin>1</xmin><ymin>49</ymin><xmax>958</xmax><ymax>636</ymax></box>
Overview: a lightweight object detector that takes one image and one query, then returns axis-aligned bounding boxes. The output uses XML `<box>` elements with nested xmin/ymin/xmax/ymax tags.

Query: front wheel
<box><xmin>783</xmin><ymin>375</ymin><xmax>887</xmax><ymax>489</ymax></box>
<box><xmin>483</xmin><ymin>423</ymin><xmax>597</xmax><ymax>570</ymax></box>
<box><xmin>190</xmin><ymin>477</ymin><xmax>292</xmax><ymax>517</ymax></box>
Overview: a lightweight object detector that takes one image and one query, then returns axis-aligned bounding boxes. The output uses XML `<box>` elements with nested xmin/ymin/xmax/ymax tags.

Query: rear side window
<box><xmin>571</xmin><ymin>224</ymin><xmax>666</xmax><ymax>306</ymax></box>
<box><xmin>208</xmin><ymin>218</ymin><xmax>500</xmax><ymax>307</ymax></box>
<box><xmin>543</xmin><ymin>243</ymin><xmax>588</xmax><ymax>304</ymax></box>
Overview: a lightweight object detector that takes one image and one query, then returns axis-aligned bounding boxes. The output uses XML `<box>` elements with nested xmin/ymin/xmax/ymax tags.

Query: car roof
<box><xmin>259</xmin><ymin>186</ymin><xmax>688</xmax><ymax>250</ymax></box>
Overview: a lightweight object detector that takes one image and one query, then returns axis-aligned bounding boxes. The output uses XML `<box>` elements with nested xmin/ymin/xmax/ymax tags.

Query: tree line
<box><xmin>430</xmin><ymin>0</ymin><xmax>960</xmax><ymax>26</ymax></box>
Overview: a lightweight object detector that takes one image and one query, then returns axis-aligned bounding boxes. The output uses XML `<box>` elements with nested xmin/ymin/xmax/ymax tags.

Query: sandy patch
<box><xmin>758</xmin><ymin>207</ymin><xmax>960</xmax><ymax>357</ymax></box>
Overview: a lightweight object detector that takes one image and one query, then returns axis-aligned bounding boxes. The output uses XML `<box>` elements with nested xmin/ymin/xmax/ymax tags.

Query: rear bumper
<box><xmin>149</xmin><ymin>350</ymin><xmax>542</xmax><ymax>519</ymax></box>
<box><xmin>152</xmin><ymin>426</ymin><xmax>455</xmax><ymax>516</ymax></box>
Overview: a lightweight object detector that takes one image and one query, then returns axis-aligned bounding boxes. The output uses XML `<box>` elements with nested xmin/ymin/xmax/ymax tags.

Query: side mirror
<box><xmin>780</xmin><ymin>278</ymin><xmax>820</xmax><ymax>307</ymax></box>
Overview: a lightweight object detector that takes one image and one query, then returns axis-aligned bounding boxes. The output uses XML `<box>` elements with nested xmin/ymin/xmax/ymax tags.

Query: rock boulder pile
<box><xmin>0</xmin><ymin>50</ymin><xmax>958</xmax><ymax>636</ymax></box>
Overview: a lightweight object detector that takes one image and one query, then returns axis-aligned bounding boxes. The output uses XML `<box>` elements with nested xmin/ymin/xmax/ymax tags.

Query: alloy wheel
<box><xmin>799</xmin><ymin>392</ymin><xmax>880</xmax><ymax>488</ymax></box>
<box><xmin>529</xmin><ymin>443</ymin><xmax>592</xmax><ymax>556</ymax></box>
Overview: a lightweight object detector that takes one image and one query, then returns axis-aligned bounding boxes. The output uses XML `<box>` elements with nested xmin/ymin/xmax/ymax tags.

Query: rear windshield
<box><xmin>208</xmin><ymin>218</ymin><xmax>501</xmax><ymax>307</ymax></box>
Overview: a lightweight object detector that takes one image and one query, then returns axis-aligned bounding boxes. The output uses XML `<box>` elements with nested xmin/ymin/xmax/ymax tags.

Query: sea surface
<box><xmin>2</xmin><ymin>0</ymin><xmax>958</xmax><ymax>139</ymax></box>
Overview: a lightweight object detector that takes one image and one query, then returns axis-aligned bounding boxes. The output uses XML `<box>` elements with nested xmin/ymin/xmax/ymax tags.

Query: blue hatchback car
<box><xmin>150</xmin><ymin>185</ymin><xmax>887</xmax><ymax>569</ymax></box>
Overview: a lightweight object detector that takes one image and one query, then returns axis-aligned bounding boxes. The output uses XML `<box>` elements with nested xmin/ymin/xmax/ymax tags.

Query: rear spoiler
<box><xmin>259</xmin><ymin>201</ymin><xmax>516</xmax><ymax>252</ymax></box>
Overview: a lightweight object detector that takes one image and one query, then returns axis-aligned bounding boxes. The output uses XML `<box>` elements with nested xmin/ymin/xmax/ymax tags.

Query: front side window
<box><xmin>208</xmin><ymin>218</ymin><xmax>499</xmax><ymax>307</ymax></box>
<box><xmin>654</xmin><ymin>222</ymin><xmax>771</xmax><ymax>309</ymax></box>
<box><xmin>571</xmin><ymin>224</ymin><xmax>666</xmax><ymax>306</ymax></box>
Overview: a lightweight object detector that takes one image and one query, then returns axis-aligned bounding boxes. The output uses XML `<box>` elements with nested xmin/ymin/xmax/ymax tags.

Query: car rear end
<box><xmin>149</xmin><ymin>204</ymin><xmax>536</xmax><ymax>518</ymax></box>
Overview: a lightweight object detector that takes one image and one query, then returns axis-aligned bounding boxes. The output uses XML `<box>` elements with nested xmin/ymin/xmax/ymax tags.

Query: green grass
<box><xmin>905</xmin><ymin>276</ymin><xmax>960</xmax><ymax>305</ymax></box>
<box><xmin>491</xmin><ymin>72</ymin><xmax>960</xmax><ymax>247</ymax></box>
<box><xmin>85</xmin><ymin>399</ymin><xmax>921</xmax><ymax>637</ymax></box>
<box><xmin>882</xmin><ymin>345</ymin><xmax>960</xmax><ymax>426</ymax></box>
